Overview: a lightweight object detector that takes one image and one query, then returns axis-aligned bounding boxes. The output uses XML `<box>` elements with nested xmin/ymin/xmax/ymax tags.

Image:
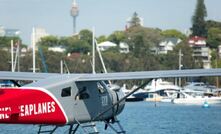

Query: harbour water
<box><xmin>0</xmin><ymin>102</ymin><xmax>221</xmax><ymax>134</ymax></box>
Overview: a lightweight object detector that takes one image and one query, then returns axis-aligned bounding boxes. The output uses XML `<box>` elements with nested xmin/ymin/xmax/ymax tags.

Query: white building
<box><xmin>97</xmin><ymin>41</ymin><xmax>117</xmax><ymax>51</ymax></box>
<box><xmin>31</xmin><ymin>27</ymin><xmax>49</xmax><ymax>48</ymax></box>
<box><xmin>0</xmin><ymin>25</ymin><xmax>20</xmax><ymax>37</ymax></box>
<box><xmin>97</xmin><ymin>41</ymin><xmax>130</xmax><ymax>53</ymax></box>
<box><xmin>158</xmin><ymin>37</ymin><xmax>182</xmax><ymax>54</ymax></box>
<box><xmin>0</xmin><ymin>25</ymin><xmax>5</xmax><ymax>36</ymax></box>
<box><xmin>48</xmin><ymin>46</ymin><xmax>66</xmax><ymax>53</ymax></box>
<box><xmin>119</xmin><ymin>42</ymin><xmax>129</xmax><ymax>53</ymax></box>
<box><xmin>188</xmin><ymin>36</ymin><xmax>211</xmax><ymax>69</ymax></box>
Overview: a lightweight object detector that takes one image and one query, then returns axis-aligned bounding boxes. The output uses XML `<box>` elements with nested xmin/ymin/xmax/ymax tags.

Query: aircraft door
<box><xmin>73</xmin><ymin>82</ymin><xmax>101</xmax><ymax>122</ymax></box>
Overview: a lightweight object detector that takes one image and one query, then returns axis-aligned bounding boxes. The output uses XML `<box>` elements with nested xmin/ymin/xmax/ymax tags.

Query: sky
<box><xmin>0</xmin><ymin>0</ymin><xmax>221</xmax><ymax>45</ymax></box>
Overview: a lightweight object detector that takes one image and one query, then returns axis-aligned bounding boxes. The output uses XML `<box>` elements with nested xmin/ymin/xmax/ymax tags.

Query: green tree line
<box><xmin>1</xmin><ymin>0</ymin><xmax>221</xmax><ymax>86</ymax></box>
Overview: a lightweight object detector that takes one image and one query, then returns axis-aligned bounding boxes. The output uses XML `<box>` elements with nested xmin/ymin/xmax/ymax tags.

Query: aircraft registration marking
<box><xmin>101</xmin><ymin>96</ymin><xmax>108</xmax><ymax>106</ymax></box>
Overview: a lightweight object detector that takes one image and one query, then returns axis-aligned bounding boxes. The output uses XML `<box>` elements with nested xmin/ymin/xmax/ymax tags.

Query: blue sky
<box><xmin>0</xmin><ymin>0</ymin><xmax>221</xmax><ymax>45</ymax></box>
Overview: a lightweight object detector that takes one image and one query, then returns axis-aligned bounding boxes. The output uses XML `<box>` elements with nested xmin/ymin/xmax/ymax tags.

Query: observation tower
<box><xmin>70</xmin><ymin>0</ymin><xmax>79</xmax><ymax>35</ymax></box>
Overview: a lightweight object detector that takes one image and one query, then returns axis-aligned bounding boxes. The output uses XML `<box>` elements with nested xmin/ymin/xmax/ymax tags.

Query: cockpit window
<box><xmin>61</xmin><ymin>87</ymin><xmax>71</xmax><ymax>97</ymax></box>
<box><xmin>97</xmin><ymin>81</ymin><xmax>107</xmax><ymax>94</ymax></box>
<box><xmin>75</xmin><ymin>87</ymin><xmax>90</xmax><ymax>100</ymax></box>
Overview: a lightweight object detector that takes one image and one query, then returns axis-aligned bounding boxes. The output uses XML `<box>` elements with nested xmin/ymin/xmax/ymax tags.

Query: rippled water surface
<box><xmin>1</xmin><ymin>102</ymin><xmax>221</xmax><ymax>134</ymax></box>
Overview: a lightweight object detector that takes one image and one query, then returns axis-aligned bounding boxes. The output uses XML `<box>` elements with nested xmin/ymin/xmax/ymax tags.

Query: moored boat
<box><xmin>144</xmin><ymin>79</ymin><xmax>181</xmax><ymax>102</ymax></box>
<box><xmin>172</xmin><ymin>91</ymin><xmax>221</xmax><ymax>105</ymax></box>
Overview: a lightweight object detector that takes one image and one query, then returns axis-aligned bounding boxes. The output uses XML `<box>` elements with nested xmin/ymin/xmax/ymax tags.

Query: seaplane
<box><xmin>0</xmin><ymin>69</ymin><xmax>221</xmax><ymax>133</ymax></box>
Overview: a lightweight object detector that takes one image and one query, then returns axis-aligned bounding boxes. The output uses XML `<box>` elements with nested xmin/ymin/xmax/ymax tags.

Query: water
<box><xmin>0</xmin><ymin>102</ymin><xmax>221</xmax><ymax>134</ymax></box>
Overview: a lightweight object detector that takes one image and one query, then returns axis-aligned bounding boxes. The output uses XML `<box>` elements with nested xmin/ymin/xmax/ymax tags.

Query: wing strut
<box><xmin>10</xmin><ymin>80</ymin><xmax>21</xmax><ymax>87</ymax></box>
<box><xmin>92</xmin><ymin>79</ymin><xmax>153</xmax><ymax>121</ymax></box>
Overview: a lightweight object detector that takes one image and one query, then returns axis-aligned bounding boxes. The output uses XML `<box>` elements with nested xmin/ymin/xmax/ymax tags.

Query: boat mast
<box><xmin>92</xmin><ymin>27</ymin><xmax>96</xmax><ymax>74</ymax></box>
<box><xmin>178</xmin><ymin>49</ymin><xmax>183</xmax><ymax>86</ymax></box>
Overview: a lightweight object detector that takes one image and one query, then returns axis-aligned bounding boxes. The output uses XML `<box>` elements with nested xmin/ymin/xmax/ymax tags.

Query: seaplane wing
<box><xmin>1</xmin><ymin>68</ymin><xmax>221</xmax><ymax>82</ymax></box>
<box><xmin>0</xmin><ymin>71</ymin><xmax>60</xmax><ymax>81</ymax></box>
<box><xmin>75</xmin><ymin>68</ymin><xmax>221</xmax><ymax>81</ymax></box>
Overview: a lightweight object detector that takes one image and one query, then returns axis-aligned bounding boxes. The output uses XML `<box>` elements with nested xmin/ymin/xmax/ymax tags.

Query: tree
<box><xmin>206</xmin><ymin>20</ymin><xmax>221</xmax><ymax>48</ymax></box>
<box><xmin>66</xmin><ymin>40</ymin><xmax>91</xmax><ymax>54</ymax></box>
<box><xmin>79</xmin><ymin>29</ymin><xmax>93</xmax><ymax>45</ymax></box>
<box><xmin>107</xmin><ymin>31</ymin><xmax>126</xmax><ymax>45</ymax></box>
<box><xmin>161</xmin><ymin>29</ymin><xmax>187</xmax><ymax>40</ymax></box>
<box><xmin>0</xmin><ymin>36</ymin><xmax>21</xmax><ymax>47</ymax></box>
<box><xmin>191</xmin><ymin>0</ymin><xmax>207</xmax><ymax>37</ymax></box>
<box><xmin>97</xmin><ymin>35</ymin><xmax>107</xmax><ymax>44</ymax></box>
<box><xmin>0</xmin><ymin>49</ymin><xmax>10</xmax><ymax>71</ymax></box>
<box><xmin>173</xmin><ymin>41</ymin><xmax>201</xmax><ymax>69</ymax></box>
<box><xmin>128</xmin><ymin>12</ymin><xmax>142</xmax><ymax>27</ymax></box>
<box><xmin>125</xmin><ymin>26</ymin><xmax>162</xmax><ymax>57</ymax></box>
<box><xmin>38</xmin><ymin>36</ymin><xmax>59</xmax><ymax>47</ymax></box>
<box><xmin>207</xmin><ymin>27</ymin><xmax>221</xmax><ymax>48</ymax></box>
<box><xmin>206</xmin><ymin>20</ymin><xmax>221</xmax><ymax>29</ymax></box>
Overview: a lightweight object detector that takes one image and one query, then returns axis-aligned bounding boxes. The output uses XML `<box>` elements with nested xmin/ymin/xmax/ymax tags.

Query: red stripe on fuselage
<box><xmin>0</xmin><ymin>87</ymin><xmax>66</xmax><ymax>125</ymax></box>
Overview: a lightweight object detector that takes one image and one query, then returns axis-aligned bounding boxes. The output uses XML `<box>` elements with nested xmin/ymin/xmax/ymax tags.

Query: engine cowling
<box><xmin>108</xmin><ymin>84</ymin><xmax>125</xmax><ymax>117</ymax></box>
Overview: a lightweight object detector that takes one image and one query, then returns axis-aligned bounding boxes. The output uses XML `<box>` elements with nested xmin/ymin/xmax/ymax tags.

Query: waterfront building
<box><xmin>188</xmin><ymin>36</ymin><xmax>211</xmax><ymax>69</ymax></box>
<box><xmin>0</xmin><ymin>25</ymin><xmax>20</xmax><ymax>37</ymax></box>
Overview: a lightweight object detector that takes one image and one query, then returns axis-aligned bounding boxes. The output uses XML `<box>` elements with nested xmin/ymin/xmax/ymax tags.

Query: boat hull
<box><xmin>172</xmin><ymin>97</ymin><xmax>221</xmax><ymax>105</ymax></box>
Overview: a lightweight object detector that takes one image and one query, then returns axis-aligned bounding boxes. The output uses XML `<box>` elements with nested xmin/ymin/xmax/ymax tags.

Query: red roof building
<box><xmin>188</xmin><ymin>36</ymin><xmax>211</xmax><ymax>69</ymax></box>
<box><xmin>188</xmin><ymin>36</ymin><xmax>207</xmax><ymax>47</ymax></box>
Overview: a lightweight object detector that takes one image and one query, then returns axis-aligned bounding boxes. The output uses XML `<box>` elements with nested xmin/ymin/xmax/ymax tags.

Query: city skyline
<box><xmin>0</xmin><ymin>0</ymin><xmax>221</xmax><ymax>45</ymax></box>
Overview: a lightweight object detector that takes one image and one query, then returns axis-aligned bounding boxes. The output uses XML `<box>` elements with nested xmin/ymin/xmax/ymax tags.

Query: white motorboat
<box><xmin>183</xmin><ymin>82</ymin><xmax>217</xmax><ymax>93</ymax></box>
<box><xmin>121</xmin><ymin>84</ymin><xmax>148</xmax><ymax>101</ymax></box>
<box><xmin>172</xmin><ymin>91</ymin><xmax>221</xmax><ymax>105</ymax></box>
<box><xmin>144</xmin><ymin>79</ymin><xmax>181</xmax><ymax>102</ymax></box>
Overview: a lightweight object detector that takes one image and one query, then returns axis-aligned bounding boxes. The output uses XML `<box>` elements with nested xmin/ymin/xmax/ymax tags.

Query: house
<box><xmin>158</xmin><ymin>37</ymin><xmax>182</xmax><ymax>54</ymax></box>
<box><xmin>97</xmin><ymin>41</ymin><xmax>117</xmax><ymax>51</ymax></box>
<box><xmin>119</xmin><ymin>42</ymin><xmax>129</xmax><ymax>53</ymax></box>
<box><xmin>48</xmin><ymin>46</ymin><xmax>66</xmax><ymax>53</ymax></box>
<box><xmin>151</xmin><ymin>37</ymin><xmax>181</xmax><ymax>54</ymax></box>
<box><xmin>97</xmin><ymin>41</ymin><xmax>129</xmax><ymax>53</ymax></box>
<box><xmin>188</xmin><ymin>36</ymin><xmax>211</xmax><ymax>69</ymax></box>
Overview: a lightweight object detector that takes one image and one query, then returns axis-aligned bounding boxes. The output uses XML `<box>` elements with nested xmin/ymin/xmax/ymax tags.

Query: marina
<box><xmin>122</xmin><ymin>79</ymin><xmax>221</xmax><ymax>106</ymax></box>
